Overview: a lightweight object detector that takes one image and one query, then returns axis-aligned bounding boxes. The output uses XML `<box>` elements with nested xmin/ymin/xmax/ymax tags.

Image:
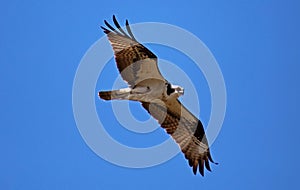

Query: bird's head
<box><xmin>165</xmin><ymin>82</ymin><xmax>184</xmax><ymax>99</ymax></box>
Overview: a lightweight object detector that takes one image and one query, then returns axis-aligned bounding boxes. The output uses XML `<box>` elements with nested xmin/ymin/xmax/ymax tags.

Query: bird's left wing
<box><xmin>101</xmin><ymin>15</ymin><xmax>165</xmax><ymax>87</ymax></box>
<box><xmin>141</xmin><ymin>100</ymin><xmax>217</xmax><ymax>176</ymax></box>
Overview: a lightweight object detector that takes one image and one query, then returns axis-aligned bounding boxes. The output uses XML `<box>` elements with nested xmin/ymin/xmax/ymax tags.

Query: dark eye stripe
<box><xmin>167</xmin><ymin>83</ymin><xmax>175</xmax><ymax>95</ymax></box>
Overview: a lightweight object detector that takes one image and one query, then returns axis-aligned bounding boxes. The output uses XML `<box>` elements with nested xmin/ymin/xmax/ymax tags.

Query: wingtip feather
<box><xmin>199</xmin><ymin>159</ymin><xmax>204</xmax><ymax>176</ymax></box>
<box><xmin>193</xmin><ymin>169</ymin><xmax>197</xmax><ymax>175</ymax></box>
<box><xmin>125</xmin><ymin>19</ymin><xmax>137</xmax><ymax>41</ymax></box>
<box><xmin>100</xmin><ymin>26</ymin><xmax>110</xmax><ymax>34</ymax></box>
<box><xmin>205</xmin><ymin>158</ymin><xmax>211</xmax><ymax>172</ymax></box>
<box><xmin>193</xmin><ymin>161</ymin><xmax>198</xmax><ymax>175</ymax></box>
<box><xmin>208</xmin><ymin>151</ymin><xmax>219</xmax><ymax>165</ymax></box>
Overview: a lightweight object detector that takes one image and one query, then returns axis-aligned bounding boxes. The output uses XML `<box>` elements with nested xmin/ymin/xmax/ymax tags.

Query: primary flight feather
<box><xmin>98</xmin><ymin>15</ymin><xmax>217</xmax><ymax>176</ymax></box>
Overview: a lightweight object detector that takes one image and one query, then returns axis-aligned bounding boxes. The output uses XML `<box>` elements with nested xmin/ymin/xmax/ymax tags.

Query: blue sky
<box><xmin>1</xmin><ymin>0</ymin><xmax>300</xmax><ymax>189</ymax></box>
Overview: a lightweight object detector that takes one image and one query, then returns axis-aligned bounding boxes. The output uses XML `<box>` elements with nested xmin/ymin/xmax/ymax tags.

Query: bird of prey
<box><xmin>98</xmin><ymin>15</ymin><xmax>217</xmax><ymax>176</ymax></box>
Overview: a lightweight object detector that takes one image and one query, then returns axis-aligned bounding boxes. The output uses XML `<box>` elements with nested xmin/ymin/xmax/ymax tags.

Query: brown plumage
<box><xmin>99</xmin><ymin>15</ymin><xmax>217</xmax><ymax>176</ymax></box>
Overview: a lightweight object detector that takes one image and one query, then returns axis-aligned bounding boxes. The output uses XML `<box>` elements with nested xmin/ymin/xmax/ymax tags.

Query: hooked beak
<box><xmin>172</xmin><ymin>85</ymin><xmax>184</xmax><ymax>95</ymax></box>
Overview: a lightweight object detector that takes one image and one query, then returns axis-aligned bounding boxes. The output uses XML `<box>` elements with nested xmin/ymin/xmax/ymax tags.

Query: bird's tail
<box><xmin>98</xmin><ymin>88</ymin><xmax>131</xmax><ymax>100</ymax></box>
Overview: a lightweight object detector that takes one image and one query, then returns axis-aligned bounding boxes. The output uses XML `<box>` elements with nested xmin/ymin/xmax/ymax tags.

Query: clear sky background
<box><xmin>1</xmin><ymin>0</ymin><xmax>300</xmax><ymax>189</ymax></box>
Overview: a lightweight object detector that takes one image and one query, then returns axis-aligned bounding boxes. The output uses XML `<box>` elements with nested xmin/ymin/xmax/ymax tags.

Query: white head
<box><xmin>165</xmin><ymin>82</ymin><xmax>184</xmax><ymax>99</ymax></box>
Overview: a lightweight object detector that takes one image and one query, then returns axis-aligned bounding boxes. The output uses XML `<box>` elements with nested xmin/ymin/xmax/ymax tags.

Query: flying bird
<box><xmin>98</xmin><ymin>15</ymin><xmax>217</xmax><ymax>176</ymax></box>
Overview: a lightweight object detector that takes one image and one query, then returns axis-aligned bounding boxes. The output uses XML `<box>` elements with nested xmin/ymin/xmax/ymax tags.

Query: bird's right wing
<box><xmin>141</xmin><ymin>100</ymin><xmax>217</xmax><ymax>176</ymax></box>
<box><xmin>101</xmin><ymin>15</ymin><xmax>165</xmax><ymax>87</ymax></box>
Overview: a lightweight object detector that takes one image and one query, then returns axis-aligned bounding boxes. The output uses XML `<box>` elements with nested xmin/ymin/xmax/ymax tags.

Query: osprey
<box><xmin>98</xmin><ymin>15</ymin><xmax>217</xmax><ymax>176</ymax></box>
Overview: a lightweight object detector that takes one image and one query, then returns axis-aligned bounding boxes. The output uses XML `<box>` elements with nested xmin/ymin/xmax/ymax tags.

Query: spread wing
<box><xmin>101</xmin><ymin>15</ymin><xmax>165</xmax><ymax>87</ymax></box>
<box><xmin>141</xmin><ymin>100</ymin><xmax>217</xmax><ymax>176</ymax></box>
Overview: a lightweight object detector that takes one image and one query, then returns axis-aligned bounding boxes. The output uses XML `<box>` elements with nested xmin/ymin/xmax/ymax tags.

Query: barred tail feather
<box><xmin>98</xmin><ymin>88</ymin><xmax>131</xmax><ymax>101</ymax></box>
<box><xmin>98</xmin><ymin>91</ymin><xmax>113</xmax><ymax>100</ymax></box>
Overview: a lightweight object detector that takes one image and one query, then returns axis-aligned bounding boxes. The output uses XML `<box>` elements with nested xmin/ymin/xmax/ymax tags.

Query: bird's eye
<box><xmin>166</xmin><ymin>83</ymin><xmax>175</xmax><ymax>95</ymax></box>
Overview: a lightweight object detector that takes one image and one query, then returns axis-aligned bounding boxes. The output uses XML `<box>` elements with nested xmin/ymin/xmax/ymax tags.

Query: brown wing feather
<box><xmin>141</xmin><ymin>100</ymin><xmax>217</xmax><ymax>176</ymax></box>
<box><xmin>101</xmin><ymin>16</ymin><xmax>165</xmax><ymax>86</ymax></box>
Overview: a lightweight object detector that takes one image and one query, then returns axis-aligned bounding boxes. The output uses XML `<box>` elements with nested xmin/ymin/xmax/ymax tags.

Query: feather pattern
<box><xmin>100</xmin><ymin>15</ymin><xmax>217</xmax><ymax>176</ymax></box>
<box><xmin>101</xmin><ymin>16</ymin><xmax>164</xmax><ymax>87</ymax></box>
<box><xmin>141</xmin><ymin>100</ymin><xmax>217</xmax><ymax>176</ymax></box>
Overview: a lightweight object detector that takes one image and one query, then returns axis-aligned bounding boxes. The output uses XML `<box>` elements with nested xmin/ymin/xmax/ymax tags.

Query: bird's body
<box><xmin>99</xmin><ymin>79</ymin><xmax>182</xmax><ymax>102</ymax></box>
<box><xmin>98</xmin><ymin>15</ymin><xmax>217</xmax><ymax>176</ymax></box>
